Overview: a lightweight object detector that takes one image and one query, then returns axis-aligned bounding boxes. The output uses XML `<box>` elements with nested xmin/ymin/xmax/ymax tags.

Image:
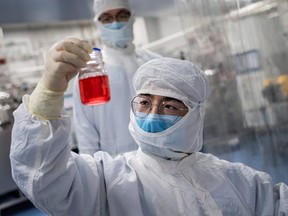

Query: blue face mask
<box><xmin>135</xmin><ymin>113</ymin><xmax>182</xmax><ymax>133</ymax></box>
<box><xmin>104</xmin><ymin>22</ymin><xmax>127</xmax><ymax>30</ymax></box>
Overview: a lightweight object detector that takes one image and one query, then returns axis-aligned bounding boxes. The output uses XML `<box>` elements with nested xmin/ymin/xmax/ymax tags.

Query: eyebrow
<box><xmin>100</xmin><ymin>10</ymin><xmax>130</xmax><ymax>17</ymax></box>
<box><xmin>139</xmin><ymin>94</ymin><xmax>182</xmax><ymax>103</ymax></box>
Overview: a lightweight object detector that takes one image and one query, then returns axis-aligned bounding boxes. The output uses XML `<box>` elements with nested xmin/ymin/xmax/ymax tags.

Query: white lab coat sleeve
<box><xmin>73</xmin><ymin>77</ymin><xmax>100</xmax><ymax>155</ymax></box>
<box><xmin>274</xmin><ymin>183</ymin><xmax>288</xmax><ymax>215</ymax></box>
<box><xmin>10</xmin><ymin>103</ymin><xmax>108</xmax><ymax>216</ymax></box>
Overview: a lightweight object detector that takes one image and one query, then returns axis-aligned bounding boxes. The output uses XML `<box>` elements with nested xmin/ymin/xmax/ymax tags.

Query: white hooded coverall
<box><xmin>10</xmin><ymin>58</ymin><xmax>288</xmax><ymax>216</ymax></box>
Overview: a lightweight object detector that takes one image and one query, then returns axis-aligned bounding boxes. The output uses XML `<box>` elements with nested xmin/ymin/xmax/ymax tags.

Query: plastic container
<box><xmin>78</xmin><ymin>48</ymin><xmax>110</xmax><ymax>105</ymax></box>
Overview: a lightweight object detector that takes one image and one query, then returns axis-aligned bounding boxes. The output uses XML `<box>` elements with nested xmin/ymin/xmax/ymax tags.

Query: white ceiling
<box><xmin>0</xmin><ymin>0</ymin><xmax>177</xmax><ymax>24</ymax></box>
<box><xmin>0</xmin><ymin>0</ymin><xmax>262</xmax><ymax>24</ymax></box>
<box><xmin>131</xmin><ymin>0</ymin><xmax>176</xmax><ymax>17</ymax></box>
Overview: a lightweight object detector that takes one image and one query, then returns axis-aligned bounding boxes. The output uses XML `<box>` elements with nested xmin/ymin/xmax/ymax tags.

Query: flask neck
<box><xmin>79</xmin><ymin>48</ymin><xmax>106</xmax><ymax>75</ymax></box>
<box><xmin>89</xmin><ymin>50</ymin><xmax>103</xmax><ymax>63</ymax></box>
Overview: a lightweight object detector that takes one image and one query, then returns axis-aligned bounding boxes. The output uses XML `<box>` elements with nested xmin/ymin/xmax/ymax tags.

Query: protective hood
<box><xmin>93</xmin><ymin>0</ymin><xmax>132</xmax><ymax>21</ymax></box>
<box><xmin>128</xmin><ymin>57</ymin><xmax>209</xmax><ymax>160</ymax></box>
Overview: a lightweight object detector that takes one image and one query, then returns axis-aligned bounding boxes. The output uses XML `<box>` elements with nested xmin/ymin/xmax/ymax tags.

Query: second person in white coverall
<box><xmin>10</xmin><ymin>39</ymin><xmax>288</xmax><ymax>216</ymax></box>
<box><xmin>73</xmin><ymin>0</ymin><xmax>161</xmax><ymax>156</ymax></box>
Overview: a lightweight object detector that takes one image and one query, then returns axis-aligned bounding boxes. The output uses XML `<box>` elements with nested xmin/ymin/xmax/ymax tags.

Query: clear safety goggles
<box><xmin>98</xmin><ymin>10</ymin><xmax>131</xmax><ymax>24</ymax></box>
<box><xmin>131</xmin><ymin>95</ymin><xmax>189</xmax><ymax>122</ymax></box>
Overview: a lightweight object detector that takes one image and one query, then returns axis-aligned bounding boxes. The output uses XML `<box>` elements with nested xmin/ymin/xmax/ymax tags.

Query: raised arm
<box><xmin>10</xmin><ymin>38</ymin><xmax>108</xmax><ymax>215</ymax></box>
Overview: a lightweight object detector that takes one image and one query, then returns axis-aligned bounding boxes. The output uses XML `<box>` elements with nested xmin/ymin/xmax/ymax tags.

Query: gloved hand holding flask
<box><xmin>28</xmin><ymin>37</ymin><xmax>93</xmax><ymax>120</ymax></box>
<box><xmin>42</xmin><ymin>37</ymin><xmax>92</xmax><ymax>92</ymax></box>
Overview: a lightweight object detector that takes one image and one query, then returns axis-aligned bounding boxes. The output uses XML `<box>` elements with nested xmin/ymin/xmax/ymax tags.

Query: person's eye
<box><xmin>117</xmin><ymin>12</ymin><xmax>130</xmax><ymax>20</ymax></box>
<box><xmin>164</xmin><ymin>104</ymin><xmax>178</xmax><ymax>111</ymax></box>
<box><xmin>118</xmin><ymin>14</ymin><xmax>125</xmax><ymax>19</ymax></box>
<box><xmin>99</xmin><ymin>16</ymin><xmax>112</xmax><ymax>23</ymax></box>
<box><xmin>165</xmin><ymin>100</ymin><xmax>183</xmax><ymax>109</ymax></box>
<box><xmin>139</xmin><ymin>100</ymin><xmax>150</xmax><ymax>106</ymax></box>
<box><xmin>119</xmin><ymin>14</ymin><xmax>128</xmax><ymax>19</ymax></box>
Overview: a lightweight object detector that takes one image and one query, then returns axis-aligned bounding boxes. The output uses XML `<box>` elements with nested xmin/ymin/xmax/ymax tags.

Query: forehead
<box><xmin>100</xmin><ymin>8</ymin><xmax>130</xmax><ymax>16</ymax></box>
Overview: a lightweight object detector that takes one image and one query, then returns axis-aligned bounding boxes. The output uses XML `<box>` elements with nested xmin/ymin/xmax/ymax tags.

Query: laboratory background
<box><xmin>0</xmin><ymin>0</ymin><xmax>288</xmax><ymax>215</ymax></box>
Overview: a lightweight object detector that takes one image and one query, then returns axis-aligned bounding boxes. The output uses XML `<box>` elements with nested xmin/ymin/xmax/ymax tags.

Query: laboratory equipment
<box><xmin>78</xmin><ymin>48</ymin><xmax>110</xmax><ymax>105</ymax></box>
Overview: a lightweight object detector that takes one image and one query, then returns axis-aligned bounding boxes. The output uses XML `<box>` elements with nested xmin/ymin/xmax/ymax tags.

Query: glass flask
<box><xmin>78</xmin><ymin>48</ymin><xmax>110</xmax><ymax>105</ymax></box>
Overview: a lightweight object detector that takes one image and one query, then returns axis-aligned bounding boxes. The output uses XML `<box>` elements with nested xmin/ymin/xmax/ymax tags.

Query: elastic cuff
<box><xmin>28</xmin><ymin>82</ymin><xmax>64</xmax><ymax>120</ymax></box>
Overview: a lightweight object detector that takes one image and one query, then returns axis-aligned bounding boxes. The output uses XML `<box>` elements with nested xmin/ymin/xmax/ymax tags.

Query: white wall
<box><xmin>143</xmin><ymin>16</ymin><xmax>182</xmax><ymax>42</ymax></box>
<box><xmin>141</xmin><ymin>16</ymin><xmax>190</xmax><ymax>57</ymax></box>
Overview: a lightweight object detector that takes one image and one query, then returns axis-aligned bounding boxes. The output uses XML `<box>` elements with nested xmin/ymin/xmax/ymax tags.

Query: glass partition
<box><xmin>174</xmin><ymin>0</ymin><xmax>288</xmax><ymax>184</ymax></box>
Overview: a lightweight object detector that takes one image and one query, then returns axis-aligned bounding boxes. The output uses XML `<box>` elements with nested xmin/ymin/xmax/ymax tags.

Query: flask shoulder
<box><xmin>78</xmin><ymin>63</ymin><xmax>107</xmax><ymax>78</ymax></box>
<box><xmin>78</xmin><ymin>48</ymin><xmax>107</xmax><ymax>79</ymax></box>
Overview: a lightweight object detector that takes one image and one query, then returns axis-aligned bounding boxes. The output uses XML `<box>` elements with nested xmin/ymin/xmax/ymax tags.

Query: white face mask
<box><xmin>129</xmin><ymin>105</ymin><xmax>205</xmax><ymax>160</ymax></box>
<box><xmin>96</xmin><ymin>17</ymin><xmax>134</xmax><ymax>49</ymax></box>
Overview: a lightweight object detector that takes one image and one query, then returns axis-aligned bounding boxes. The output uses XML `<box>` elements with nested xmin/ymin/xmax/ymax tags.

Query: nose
<box><xmin>150</xmin><ymin>104</ymin><xmax>159</xmax><ymax>115</ymax></box>
<box><xmin>110</xmin><ymin>17</ymin><xmax>118</xmax><ymax>22</ymax></box>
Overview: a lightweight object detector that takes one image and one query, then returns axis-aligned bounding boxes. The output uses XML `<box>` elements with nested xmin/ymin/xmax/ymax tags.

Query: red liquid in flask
<box><xmin>79</xmin><ymin>75</ymin><xmax>110</xmax><ymax>105</ymax></box>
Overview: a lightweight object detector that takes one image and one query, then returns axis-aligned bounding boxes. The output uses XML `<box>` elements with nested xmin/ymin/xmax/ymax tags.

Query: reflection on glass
<box><xmin>173</xmin><ymin>0</ymin><xmax>288</xmax><ymax>184</ymax></box>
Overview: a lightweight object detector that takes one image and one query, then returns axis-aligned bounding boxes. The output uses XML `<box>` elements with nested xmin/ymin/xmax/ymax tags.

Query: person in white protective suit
<box><xmin>10</xmin><ymin>39</ymin><xmax>288</xmax><ymax>216</ymax></box>
<box><xmin>72</xmin><ymin>0</ymin><xmax>161</xmax><ymax>156</ymax></box>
